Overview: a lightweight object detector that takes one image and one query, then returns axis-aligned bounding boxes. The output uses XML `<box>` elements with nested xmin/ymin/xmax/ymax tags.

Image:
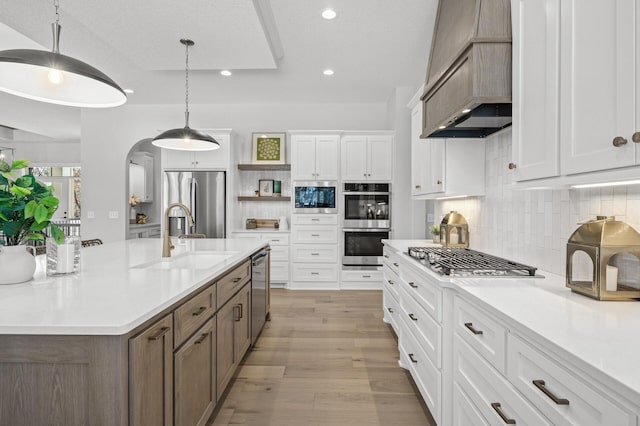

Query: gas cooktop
<box><xmin>406</xmin><ymin>247</ymin><xmax>539</xmax><ymax>277</ymax></box>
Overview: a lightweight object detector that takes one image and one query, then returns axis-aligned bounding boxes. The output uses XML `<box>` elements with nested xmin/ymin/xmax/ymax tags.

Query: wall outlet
<box><xmin>108</xmin><ymin>211</ymin><xmax>119</xmax><ymax>219</ymax></box>
<box><xmin>427</xmin><ymin>213</ymin><xmax>434</xmax><ymax>223</ymax></box>
<box><xmin>87</xmin><ymin>211</ymin><xmax>96</xmax><ymax>219</ymax></box>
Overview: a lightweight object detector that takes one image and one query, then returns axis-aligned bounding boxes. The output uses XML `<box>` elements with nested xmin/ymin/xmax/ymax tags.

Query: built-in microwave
<box><xmin>293</xmin><ymin>181</ymin><xmax>337</xmax><ymax>214</ymax></box>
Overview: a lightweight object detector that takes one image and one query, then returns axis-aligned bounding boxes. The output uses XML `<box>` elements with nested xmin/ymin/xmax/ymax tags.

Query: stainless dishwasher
<box><xmin>251</xmin><ymin>248</ymin><xmax>269</xmax><ymax>346</ymax></box>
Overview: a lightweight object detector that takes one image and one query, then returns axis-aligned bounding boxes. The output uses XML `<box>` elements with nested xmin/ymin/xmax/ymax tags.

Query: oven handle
<box><xmin>343</xmin><ymin>192</ymin><xmax>390</xmax><ymax>196</ymax></box>
<box><xmin>343</xmin><ymin>228</ymin><xmax>391</xmax><ymax>232</ymax></box>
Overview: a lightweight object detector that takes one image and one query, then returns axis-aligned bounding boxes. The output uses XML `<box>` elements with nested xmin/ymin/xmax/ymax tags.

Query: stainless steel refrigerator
<box><xmin>163</xmin><ymin>171</ymin><xmax>226</xmax><ymax>238</ymax></box>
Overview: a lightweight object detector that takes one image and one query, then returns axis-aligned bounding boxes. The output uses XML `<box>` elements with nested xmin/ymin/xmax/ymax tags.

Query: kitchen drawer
<box><xmin>382</xmin><ymin>247</ymin><xmax>404</xmax><ymax>274</ymax></box>
<box><xmin>398</xmin><ymin>282</ymin><xmax>442</xmax><ymax>369</ymax></box>
<box><xmin>507</xmin><ymin>333</ymin><xmax>635</xmax><ymax>426</ymax></box>
<box><xmin>291</xmin><ymin>214</ymin><xmax>338</xmax><ymax>226</ymax></box>
<box><xmin>174</xmin><ymin>284</ymin><xmax>216</xmax><ymax>347</ymax></box>
<box><xmin>269</xmin><ymin>245</ymin><xmax>289</xmax><ymax>261</ymax></box>
<box><xmin>270</xmin><ymin>261</ymin><xmax>289</xmax><ymax>282</ymax></box>
<box><xmin>217</xmin><ymin>259</ymin><xmax>250</xmax><ymax>307</ymax></box>
<box><xmin>262</xmin><ymin>233</ymin><xmax>289</xmax><ymax>246</ymax></box>
<box><xmin>292</xmin><ymin>227</ymin><xmax>338</xmax><ymax>244</ymax></box>
<box><xmin>292</xmin><ymin>263</ymin><xmax>338</xmax><ymax>282</ymax></box>
<box><xmin>399</xmin><ymin>327</ymin><xmax>442</xmax><ymax>425</ymax></box>
<box><xmin>399</xmin><ymin>264</ymin><xmax>442</xmax><ymax>323</ymax></box>
<box><xmin>454</xmin><ymin>335</ymin><xmax>552</xmax><ymax>426</ymax></box>
<box><xmin>291</xmin><ymin>245</ymin><xmax>337</xmax><ymax>262</ymax></box>
<box><xmin>454</xmin><ymin>295</ymin><xmax>506</xmax><ymax>374</ymax></box>
<box><xmin>341</xmin><ymin>269</ymin><xmax>382</xmax><ymax>282</ymax></box>
<box><xmin>383</xmin><ymin>267</ymin><xmax>400</xmax><ymax>301</ymax></box>
<box><xmin>452</xmin><ymin>382</ymin><xmax>489</xmax><ymax>426</ymax></box>
<box><xmin>382</xmin><ymin>290</ymin><xmax>400</xmax><ymax>335</ymax></box>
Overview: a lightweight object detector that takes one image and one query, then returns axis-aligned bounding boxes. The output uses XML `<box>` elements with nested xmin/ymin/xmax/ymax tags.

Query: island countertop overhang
<box><xmin>0</xmin><ymin>238</ymin><xmax>269</xmax><ymax>335</ymax></box>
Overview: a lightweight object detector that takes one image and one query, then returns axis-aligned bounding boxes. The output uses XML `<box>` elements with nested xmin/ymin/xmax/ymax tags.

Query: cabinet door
<box><xmin>129</xmin><ymin>163</ymin><xmax>145</xmax><ymax>201</ymax></box>
<box><xmin>368</xmin><ymin>135</ymin><xmax>393</xmax><ymax>181</ymax></box>
<box><xmin>411</xmin><ymin>103</ymin><xmax>430</xmax><ymax>196</ymax></box>
<box><xmin>512</xmin><ymin>0</ymin><xmax>560</xmax><ymax>181</ymax></box>
<box><xmin>216</xmin><ymin>299</ymin><xmax>236</xmax><ymax>398</ymax></box>
<box><xmin>341</xmin><ymin>136</ymin><xmax>368</xmax><ymax>181</ymax></box>
<box><xmin>163</xmin><ymin>150</ymin><xmax>196</xmax><ymax>169</ymax></box>
<box><xmin>174</xmin><ymin>317</ymin><xmax>216</xmax><ymax>426</ymax></box>
<box><xmin>560</xmin><ymin>0</ymin><xmax>636</xmax><ymax>174</ymax></box>
<box><xmin>428</xmin><ymin>139</ymin><xmax>445</xmax><ymax>193</ymax></box>
<box><xmin>129</xmin><ymin>313</ymin><xmax>173</xmax><ymax>426</ymax></box>
<box><xmin>194</xmin><ymin>133</ymin><xmax>229</xmax><ymax>169</ymax></box>
<box><xmin>315</xmin><ymin>135</ymin><xmax>339</xmax><ymax>180</ymax></box>
<box><xmin>234</xmin><ymin>284</ymin><xmax>251</xmax><ymax>361</ymax></box>
<box><xmin>141</xmin><ymin>155</ymin><xmax>154</xmax><ymax>201</ymax></box>
<box><xmin>292</xmin><ymin>135</ymin><xmax>318</xmax><ymax>180</ymax></box>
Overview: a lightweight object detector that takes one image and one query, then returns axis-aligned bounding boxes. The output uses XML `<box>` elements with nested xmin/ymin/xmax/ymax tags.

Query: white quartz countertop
<box><xmin>0</xmin><ymin>238</ymin><xmax>268</xmax><ymax>336</ymax></box>
<box><xmin>383</xmin><ymin>239</ymin><xmax>640</xmax><ymax>402</ymax></box>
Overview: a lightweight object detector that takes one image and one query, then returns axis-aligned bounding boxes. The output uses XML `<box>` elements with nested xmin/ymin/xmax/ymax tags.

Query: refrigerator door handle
<box><xmin>190</xmin><ymin>178</ymin><xmax>197</xmax><ymax>228</ymax></box>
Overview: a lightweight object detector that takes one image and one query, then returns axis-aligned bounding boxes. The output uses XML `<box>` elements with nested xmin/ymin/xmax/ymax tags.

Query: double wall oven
<box><xmin>342</xmin><ymin>183</ymin><xmax>390</xmax><ymax>268</ymax></box>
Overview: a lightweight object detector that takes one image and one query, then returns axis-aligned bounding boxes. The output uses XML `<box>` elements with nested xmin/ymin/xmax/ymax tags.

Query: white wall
<box><xmin>433</xmin><ymin>128</ymin><xmax>640</xmax><ymax>276</ymax></box>
<box><xmin>81</xmin><ymin>102</ymin><xmax>390</xmax><ymax>242</ymax></box>
<box><xmin>1</xmin><ymin>140</ymin><xmax>80</xmax><ymax>165</ymax></box>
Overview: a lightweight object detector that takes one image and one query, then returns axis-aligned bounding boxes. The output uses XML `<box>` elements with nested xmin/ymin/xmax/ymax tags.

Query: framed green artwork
<box><xmin>251</xmin><ymin>132</ymin><xmax>286</xmax><ymax>164</ymax></box>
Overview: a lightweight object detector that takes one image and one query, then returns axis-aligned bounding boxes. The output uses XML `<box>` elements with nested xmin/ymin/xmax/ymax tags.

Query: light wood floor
<box><xmin>210</xmin><ymin>289</ymin><xmax>436</xmax><ymax>426</ymax></box>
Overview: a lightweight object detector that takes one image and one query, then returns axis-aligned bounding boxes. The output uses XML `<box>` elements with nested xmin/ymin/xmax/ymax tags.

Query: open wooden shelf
<box><xmin>237</xmin><ymin>196</ymin><xmax>291</xmax><ymax>202</ymax></box>
<box><xmin>237</xmin><ymin>164</ymin><xmax>291</xmax><ymax>171</ymax></box>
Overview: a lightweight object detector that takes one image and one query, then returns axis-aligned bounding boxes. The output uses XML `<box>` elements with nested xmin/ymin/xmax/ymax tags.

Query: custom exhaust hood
<box><xmin>420</xmin><ymin>0</ymin><xmax>512</xmax><ymax>138</ymax></box>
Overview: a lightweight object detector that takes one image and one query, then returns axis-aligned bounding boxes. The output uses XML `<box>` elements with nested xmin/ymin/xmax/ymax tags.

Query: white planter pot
<box><xmin>0</xmin><ymin>245</ymin><xmax>36</xmax><ymax>284</ymax></box>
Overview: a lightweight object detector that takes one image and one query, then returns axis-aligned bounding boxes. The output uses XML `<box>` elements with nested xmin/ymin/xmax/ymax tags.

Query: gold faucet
<box><xmin>163</xmin><ymin>203</ymin><xmax>195</xmax><ymax>257</ymax></box>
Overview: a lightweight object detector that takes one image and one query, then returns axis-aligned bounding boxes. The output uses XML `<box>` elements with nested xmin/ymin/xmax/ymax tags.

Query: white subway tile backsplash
<box><xmin>432</xmin><ymin>128</ymin><xmax>640</xmax><ymax>276</ymax></box>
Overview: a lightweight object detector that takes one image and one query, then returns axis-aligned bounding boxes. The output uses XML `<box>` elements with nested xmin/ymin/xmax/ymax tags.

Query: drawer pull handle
<box><xmin>387</xmin><ymin>307</ymin><xmax>394</xmax><ymax>313</ymax></box>
<box><xmin>311</xmin><ymin>234</ymin><xmax>320</xmax><ymax>237</ymax></box>
<box><xmin>233</xmin><ymin>277</ymin><xmax>242</xmax><ymax>283</ymax></box>
<box><xmin>490</xmin><ymin>402</ymin><xmax>516</xmax><ymax>424</ymax></box>
<box><xmin>311</xmin><ymin>253</ymin><xmax>320</xmax><ymax>256</ymax></box>
<box><xmin>393</xmin><ymin>262</ymin><xmax>399</xmax><ymax>267</ymax></box>
<box><xmin>409</xmin><ymin>282</ymin><xmax>418</xmax><ymax>289</ymax></box>
<box><xmin>384</xmin><ymin>255</ymin><xmax>389</xmax><ymax>258</ymax></box>
<box><xmin>408</xmin><ymin>353</ymin><xmax>418</xmax><ymax>363</ymax></box>
<box><xmin>464</xmin><ymin>322</ymin><xmax>483</xmax><ymax>335</ymax></box>
<box><xmin>362</xmin><ymin>275</ymin><xmax>371</xmax><ymax>278</ymax></box>
<box><xmin>194</xmin><ymin>332</ymin><xmax>209</xmax><ymax>345</ymax></box>
<box><xmin>311</xmin><ymin>272</ymin><xmax>320</xmax><ymax>275</ymax></box>
<box><xmin>532</xmin><ymin>380</ymin><xmax>569</xmax><ymax>405</ymax></box>
<box><xmin>387</xmin><ymin>280</ymin><xmax>394</xmax><ymax>285</ymax></box>
<box><xmin>192</xmin><ymin>306</ymin><xmax>207</xmax><ymax>316</ymax></box>
<box><xmin>613</xmin><ymin>136</ymin><xmax>628</xmax><ymax>147</ymax></box>
<box><xmin>408</xmin><ymin>313</ymin><xmax>418</xmax><ymax>321</ymax></box>
<box><xmin>147</xmin><ymin>326</ymin><xmax>170</xmax><ymax>341</ymax></box>
<box><xmin>311</xmin><ymin>218</ymin><xmax>320</xmax><ymax>221</ymax></box>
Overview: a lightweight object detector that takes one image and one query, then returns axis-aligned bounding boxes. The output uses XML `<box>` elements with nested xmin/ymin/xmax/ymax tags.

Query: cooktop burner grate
<box><xmin>406</xmin><ymin>247</ymin><xmax>538</xmax><ymax>277</ymax></box>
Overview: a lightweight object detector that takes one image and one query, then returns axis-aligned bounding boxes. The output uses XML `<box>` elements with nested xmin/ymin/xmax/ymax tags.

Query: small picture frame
<box><xmin>259</xmin><ymin>179</ymin><xmax>274</xmax><ymax>197</ymax></box>
<box><xmin>252</xmin><ymin>132</ymin><xmax>286</xmax><ymax>164</ymax></box>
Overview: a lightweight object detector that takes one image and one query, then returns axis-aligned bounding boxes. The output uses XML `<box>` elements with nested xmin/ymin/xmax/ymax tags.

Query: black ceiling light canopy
<box><xmin>0</xmin><ymin>0</ymin><xmax>126</xmax><ymax>108</ymax></box>
<box><xmin>152</xmin><ymin>39</ymin><xmax>219</xmax><ymax>151</ymax></box>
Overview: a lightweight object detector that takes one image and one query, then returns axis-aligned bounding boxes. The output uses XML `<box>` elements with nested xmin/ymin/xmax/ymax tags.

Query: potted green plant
<box><xmin>0</xmin><ymin>158</ymin><xmax>65</xmax><ymax>284</ymax></box>
<box><xmin>429</xmin><ymin>224</ymin><xmax>441</xmax><ymax>243</ymax></box>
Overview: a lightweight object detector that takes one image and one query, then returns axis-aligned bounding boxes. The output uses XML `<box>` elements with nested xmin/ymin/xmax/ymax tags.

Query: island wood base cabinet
<box><xmin>382</xmin><ymin>243</ymin><xmax>640</xmax><ymax>426</ymax></box>
<box><xmin>0</xmin><ymin>257</ymin><xmax>258</xmax><ymax>426</ymax></box>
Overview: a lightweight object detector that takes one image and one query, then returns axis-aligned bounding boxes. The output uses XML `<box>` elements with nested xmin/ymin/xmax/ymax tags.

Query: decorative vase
<box><xmin>0</xmin><ymin>245</ymin><xmax>37</xmax><ymax>285</ymax></box>
<box><xmin>46</xmin><ymin>236</ymin><xmax>81</xmax><ymax>276</ymax></box>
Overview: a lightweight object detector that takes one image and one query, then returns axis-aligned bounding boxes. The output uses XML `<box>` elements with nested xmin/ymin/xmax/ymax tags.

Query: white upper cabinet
<box><xmin>341</xmin><ymin>133</ymin><xmax>393</xmax><ymax>181</ymax></box>
<box><xmin>162</xmin><ymin>131</ymin><xmax>231</xmax><ymax>170</ymax></box>
<box><xmin>560</xmin><ymin>0</ymin><xmax>637</xmax><ymax>175</ymax></box>
<box><xmin>411</xmin><ymin>102</ymin><xmax>431</xmax><ymax>197</ymax></box>
<box><xmin>511</xmin><ymin>0</ymin><xmax>560</xmax><ymax>181</ymax></box>
<box><xmin>291</xmin><ymin>134</ymin><xmax>339</xmax><ymax>181</ymax></box>
<box><xmin>130</xmin><ymin>152</ymin><xmax>154</xmax><ymax>202</ymax></box>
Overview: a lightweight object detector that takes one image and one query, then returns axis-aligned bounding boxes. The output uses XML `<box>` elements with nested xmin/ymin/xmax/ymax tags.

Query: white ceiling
<box><xmin>0</xmin><ymin>0</ymin><xmax>437</xmax><ymax>139</ymax></box>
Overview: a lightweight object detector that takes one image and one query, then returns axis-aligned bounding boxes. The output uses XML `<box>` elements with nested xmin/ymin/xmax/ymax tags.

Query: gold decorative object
<box><xmin>439</xmin><ymin>211</ymin><xmax>469</xmax><ymax>248</ymax></box>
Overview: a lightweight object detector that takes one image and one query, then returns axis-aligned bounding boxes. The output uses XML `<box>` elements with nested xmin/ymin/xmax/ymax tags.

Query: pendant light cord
<box><xmin>51</xmin><ymin>0</ymin><xmax>61</xmax><ymax>53</ymax></box>
<box><xmin>184</xmin><ymin>40</ymin><xmax>190</xmax><ymax>128</ymax></box>
<box><xmin>54</xmin><ymin>0</ymin><xmax>60</xmax><ymax>25</ymax></box>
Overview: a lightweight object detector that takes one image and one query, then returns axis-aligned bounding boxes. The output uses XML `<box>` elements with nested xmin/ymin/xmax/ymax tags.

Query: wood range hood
<box><xmin>421</xmin><ymin>0</ymin><xmax>512</xmax><ymax>139</ymax></box>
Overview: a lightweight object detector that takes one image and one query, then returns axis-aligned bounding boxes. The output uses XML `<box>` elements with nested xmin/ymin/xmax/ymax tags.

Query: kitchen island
<box><xmin>0</xmin><ymin>238</ymin><xmax>269</xmax><ymax>426</ymax></box>
<box><xmin>383</xmin><ymin>239</ymin><xmax>640</xmax><ymax>426</ymax></box>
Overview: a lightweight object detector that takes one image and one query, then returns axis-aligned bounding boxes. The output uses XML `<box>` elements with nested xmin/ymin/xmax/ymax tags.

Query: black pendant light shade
<box><xmin>0</xmin><ymin>48</ymin><xmax>127</xmax><ymax>108</ymax></box>
<box><xmin>152</xmin><ymin>39</ymin><xmax>219</xmax><ymax>151</ymax></box>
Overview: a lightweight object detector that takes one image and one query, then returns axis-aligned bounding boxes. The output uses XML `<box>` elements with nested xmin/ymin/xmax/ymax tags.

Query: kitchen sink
<box><xmin>133</xmin><ymin>251</ymin><xmax>238</xmax><ymax>270</ymax></box>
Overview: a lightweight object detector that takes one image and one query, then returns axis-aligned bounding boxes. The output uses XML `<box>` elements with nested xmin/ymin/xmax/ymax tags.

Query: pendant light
<box><xmin>151</xmin><ymin>39</ymin><xmax>219</xmax><ymax>151</ymax></box>
<box><xmin>0</xmin><ymin>0</ymin><xmax>126</xmax><ymax>108</ymax></box>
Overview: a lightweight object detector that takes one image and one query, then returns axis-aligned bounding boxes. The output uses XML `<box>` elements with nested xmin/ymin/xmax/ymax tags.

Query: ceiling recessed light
<box><xmin>438</xmin><ymin>125</ymin><xmax>446</xmax><ymax>129</ymax></box>
<box><xmin>323</xmin><ymin>69</ymin><xmax>335</xmax><ymax>76</ymax></box>
<box><xmin>462</xmin><ymin>108</ymin><xmax>471</xmax><ymax>113</ymax></box>
<box><xmin>321</xmin><ymin>9</ymin><xmax>337</xmax><ymax>20</ymax></box>
<box><xmin>220</xmin><ymin>70</ymin><xmax>232</xmax><ymax>76</ymax></box>
<box><xmin>123</xmin><ymin>88</ymin><xmax>134</xmax><ymax>94</ymax></box>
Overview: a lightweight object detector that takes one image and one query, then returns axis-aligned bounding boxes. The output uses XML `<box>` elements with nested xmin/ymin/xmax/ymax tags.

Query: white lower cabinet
<box><xmin>231</xmin><ymin>232</ymin><xmax>289</xmax><ymax>286</ymax></box>
<box><xmin>454</xmin><ymin>334</ymin><xmax>552</xmax><ymax>426</ymax></box>
<box><xmin>452</xmin><ymin>382</ymin><xmax>489</xmax><ymax>426</ymax></box>
<box><xmin>507</xmin><ymin>334</ymin><xmax>635</xmax><ymax>426</ymax></box>
<box><xmin>291</xmin><ymin>214</ymin><xmax>338</xmax><ymax>289</ymax></box>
